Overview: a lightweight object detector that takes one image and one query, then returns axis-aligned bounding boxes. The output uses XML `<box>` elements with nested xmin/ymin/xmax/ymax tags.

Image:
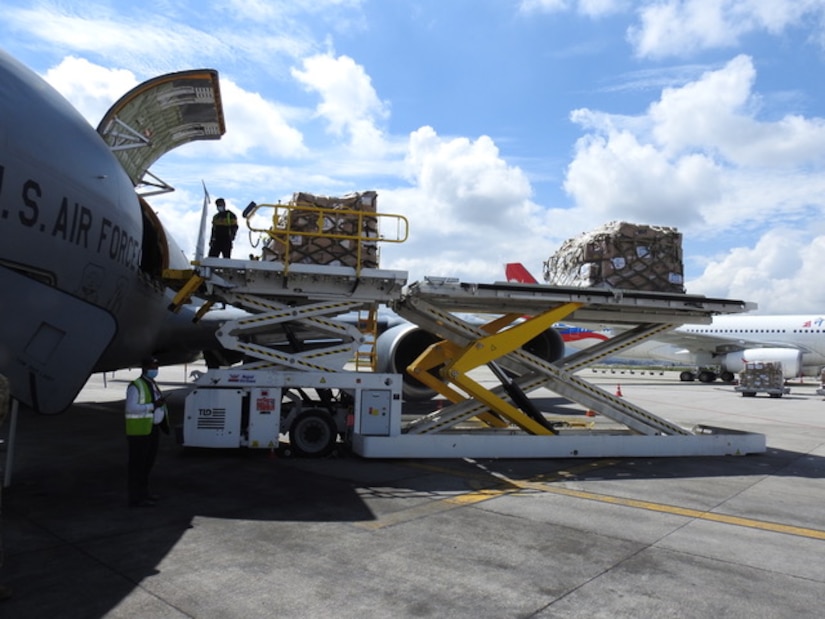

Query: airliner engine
<box><xmin>375</xmin><ymin>323</ymin><xmax>566</xmax><ymax>400</ymax></box>
<box><xmin>721</xmin><ymin>348</ymin><xmax>803</xmax><ymax>378</ymax></box>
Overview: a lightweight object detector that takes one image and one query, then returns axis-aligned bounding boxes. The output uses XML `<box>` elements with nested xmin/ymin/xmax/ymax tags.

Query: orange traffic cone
<box><xmin>615</xmin><ymin>384</ymin><xmax>623</xmax><ymax>397</ymax></box>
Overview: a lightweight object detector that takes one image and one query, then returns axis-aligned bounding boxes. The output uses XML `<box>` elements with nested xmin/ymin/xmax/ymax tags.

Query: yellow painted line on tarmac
<box><xmin>354</xmin><ymin>460</ymin><xmax>617</xmax><ymax>531</ymax></box>
<box><xmin>356</xmin><ymin>460</ymin><xmax>825</xmax><ymax>540</ymax></box>
<box><xmin>355</xmin><ymin>486</ymin><xmax>517</xmax><ymax>530</ymax></box>
<box><xmin>506</xmin><ymin>481</ymin><xmax>825</xmax><ymax>541</ymax></box>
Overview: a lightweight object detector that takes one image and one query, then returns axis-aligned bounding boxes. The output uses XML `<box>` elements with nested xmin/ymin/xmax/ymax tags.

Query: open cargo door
<box><xmin>96</xmin><ymin>69</ymin><xmax>225</xmax><ymax>196</ymax></box>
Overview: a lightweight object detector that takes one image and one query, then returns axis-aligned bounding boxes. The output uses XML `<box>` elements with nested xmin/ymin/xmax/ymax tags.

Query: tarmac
<box><xmin>1</xmin><ymin>363</ymin><xmax>825</xmax><ymax>618</ymax></box>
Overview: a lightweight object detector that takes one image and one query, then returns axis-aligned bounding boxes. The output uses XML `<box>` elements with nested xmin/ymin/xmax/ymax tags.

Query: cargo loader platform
<box><xmin>353</xmin><ymin>278</ymin><xmax>765</xmax><ymax>458</ymax></box>
<box><xmin>170</xmin><ymin>259</ymin><xmax>766</xmax><ymax>459</ymax></box>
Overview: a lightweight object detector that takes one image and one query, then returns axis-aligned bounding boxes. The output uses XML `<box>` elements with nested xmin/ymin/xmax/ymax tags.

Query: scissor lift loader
<box><xmin>168</xmin><ymin>200</ymin><xmax>766</xmax><ymax>458</ymax></box>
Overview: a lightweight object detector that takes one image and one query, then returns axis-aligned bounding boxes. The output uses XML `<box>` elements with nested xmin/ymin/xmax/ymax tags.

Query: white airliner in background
<box><xmin>504</xmin><ymin>263</ymin><xmax>825</xmax><ymax>382</ymax></box>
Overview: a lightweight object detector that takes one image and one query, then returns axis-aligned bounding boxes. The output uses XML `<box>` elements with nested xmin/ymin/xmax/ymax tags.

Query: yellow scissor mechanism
<box><xmin>407</xmin><ymin>304</ymin><xmax>584</xmax><ymax>435</ymax></box>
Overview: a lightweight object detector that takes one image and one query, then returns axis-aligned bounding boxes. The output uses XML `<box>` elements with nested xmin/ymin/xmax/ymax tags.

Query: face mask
<box><xmin>218</xmin><ymin>206</ymin><xmax>225</xmax><ymax>212</ymax></box>
<box><xmin>145</xmin><ymin>369</ymin><xmax>158</xmax><ymax>379</ymax></box>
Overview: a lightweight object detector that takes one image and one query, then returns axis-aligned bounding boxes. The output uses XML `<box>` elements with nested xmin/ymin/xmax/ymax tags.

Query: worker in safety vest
<box><xmin>124</xmin><ymin>357</ymin><xmax>169</xmax><ymax>507</ymax></box>
<box><xmin>208</xmin><ymin>197</ymin><xmax>238</xmax><ymax>258</ymax></box>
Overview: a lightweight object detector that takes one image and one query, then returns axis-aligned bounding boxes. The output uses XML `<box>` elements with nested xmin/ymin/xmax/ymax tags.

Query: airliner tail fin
<box><xmin>504</xmin><ymin>262</ymin><xmax>539</xmax><ymax>284</ymax></box>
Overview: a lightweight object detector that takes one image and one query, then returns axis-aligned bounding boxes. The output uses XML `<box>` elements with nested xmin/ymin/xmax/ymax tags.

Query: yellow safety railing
<box><xmin>244</xmin><ymin>200</ymin><xmax>408</xmax><ymax>276</ymax></box>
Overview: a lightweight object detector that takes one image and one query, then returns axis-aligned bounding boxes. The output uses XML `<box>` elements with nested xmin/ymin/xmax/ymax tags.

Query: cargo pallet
<box><xmin>734</xmin><ymin>361</ymin><xmax>790</xmax><ymax>398</ymax></box>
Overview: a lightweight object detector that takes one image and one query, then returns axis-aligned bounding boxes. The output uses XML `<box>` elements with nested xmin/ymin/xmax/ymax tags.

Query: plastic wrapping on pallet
<box><xmin>263</xmin><ymin>191</ymin><xmax>379</xmax><ymax>268</ymax></box>
<box><xmin>543</xmin><ymin>221</ymin><xmax>685</xmax><ymax>293</ymax></box>
<box><xmin>738</xmin><ymin>361</ymin><xmax>784</xmax><ymax>390</ymax></box>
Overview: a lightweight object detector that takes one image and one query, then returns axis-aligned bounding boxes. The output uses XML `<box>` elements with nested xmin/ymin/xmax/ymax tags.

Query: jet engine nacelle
<box><xmin>375</xmin><ymin>322</ymin><xmax>566</xmax><ymax>400</ymax></box>
<box><xmin>721</xmin><ymin>348</ymin><xmax>802</xmax><ymax>378</ymax></box>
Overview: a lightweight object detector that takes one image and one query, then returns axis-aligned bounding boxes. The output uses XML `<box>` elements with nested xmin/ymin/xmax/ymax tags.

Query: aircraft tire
<box><xmin>698</xmin><ymin>370</ymin><xmax>717</xmax><ymax>383</ymax></box>
<box><xmin>289</xmin><ymin>409</ymin><xmax>337</xmax><ymax>458</ymax></box>
<box><xmin>679</xmin><ymin>371</ymin><xmax>695</xmax><ymax>382</ymax></box>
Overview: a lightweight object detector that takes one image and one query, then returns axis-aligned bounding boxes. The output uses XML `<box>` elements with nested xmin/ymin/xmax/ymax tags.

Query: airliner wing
<box><xmin>650</xmin><ymin>330</ymin><xmax>751</xmax><ymax>354</ymax></box>
<box><xmin>652</xmin><ymin>329</ymin><xmax>811</xmax><ymax>355</ymax></box>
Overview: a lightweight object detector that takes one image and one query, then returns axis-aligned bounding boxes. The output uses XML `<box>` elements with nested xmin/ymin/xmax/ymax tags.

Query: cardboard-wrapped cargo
<box><xmin>736</xmin><ymin>361</ymin><xmax>789</xmax><ymax>397</ymax></box>
<box><xmin>543</xmin><ymin>221</ymin><xmax>685</xmax><ymax>293</ymax></box>
<box><xmin>263</xmin><ymin>191</ymin><xmax>379</xmax><ymax>268</ymax></box>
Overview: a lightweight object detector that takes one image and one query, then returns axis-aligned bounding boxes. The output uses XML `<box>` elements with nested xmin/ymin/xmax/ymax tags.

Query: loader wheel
<box><xmin>289</xmin><ymin>409</ymin><xmax>337</xmax><ymax>458</ymax></box>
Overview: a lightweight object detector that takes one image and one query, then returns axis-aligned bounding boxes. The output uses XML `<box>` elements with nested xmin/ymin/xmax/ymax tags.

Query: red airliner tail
<box><xmin>504</xmin><ymin>262</ymin><xmax>539</xmax><ymax>284</ymax></box>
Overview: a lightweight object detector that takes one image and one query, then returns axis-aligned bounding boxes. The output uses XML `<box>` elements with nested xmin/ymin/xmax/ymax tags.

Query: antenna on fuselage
<box><xmin>195</xmin><ymin>181</ymin><xmax>210</xmax><ymax>262</ymax></box>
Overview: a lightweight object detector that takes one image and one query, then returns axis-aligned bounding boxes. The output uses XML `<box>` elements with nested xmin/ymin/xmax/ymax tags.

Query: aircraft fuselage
<box><xmin>0</xmin><ymin>49</ymin><xmax>214</xmax><ymax>413</ymax></box>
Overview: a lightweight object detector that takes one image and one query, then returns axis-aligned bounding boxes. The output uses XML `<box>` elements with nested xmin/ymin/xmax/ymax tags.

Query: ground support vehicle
<box><xmin>735</xmin><ymin>361</ymin><xmax>790</xmax><ymax>398</ymax></box>
<box><xmin>184</xmin><ymin>369</ymin><xmax>402</xmax><ymax>457</ymax></box>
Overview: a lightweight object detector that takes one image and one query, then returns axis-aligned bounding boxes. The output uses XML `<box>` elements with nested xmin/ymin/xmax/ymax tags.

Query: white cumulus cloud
<box><xmin>628</xmin><ymin>0</ymin><xmax>824</xmax><ymax>58</ymax></box>
<box><xmin>564</xmin><ymin>53</ymin><xmax>825</xmax><ymax>311</ymax></box>
<box><xmin>379</xmin><ymin>126</ymin><xmax>553</xmax><ymax>283</ymax></box>
<box><xmin>292</xmin><ymin>54</ymin><xmax>390</xmax><ymax>156</ymax></box>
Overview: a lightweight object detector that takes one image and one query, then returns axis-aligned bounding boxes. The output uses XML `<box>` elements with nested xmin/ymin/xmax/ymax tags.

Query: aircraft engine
<box><xmin>375</xmin><ymin>322</ymin><xmax>566</xmax><ymax>401</ymax></box>
<box><xmin>375</xmin><ymin>324</ymin><xmax>442</xmax><ymax>401</ymax></box>
<box><xmin>721</xmin><ymin>348</ymin><xmax>803</xmax><ymax>378</ymax></box>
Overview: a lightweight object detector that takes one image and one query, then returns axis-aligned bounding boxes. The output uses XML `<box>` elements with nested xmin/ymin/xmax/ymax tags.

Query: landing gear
<box><xmin>697</xmin><ymin>369</ymin><xmax>717</xmax><ymax>383</ymax></box>
<box><xmin>680</xmin><ymin>368</ymin><xmax>724</xmax><ymax>383</ymax></box>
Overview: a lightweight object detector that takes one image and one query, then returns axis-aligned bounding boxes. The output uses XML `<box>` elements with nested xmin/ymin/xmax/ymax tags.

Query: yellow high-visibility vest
<box><xmin>125</xmin><ymin>377</ymin><xmax>157</xmax><ymax>436</ymax></box>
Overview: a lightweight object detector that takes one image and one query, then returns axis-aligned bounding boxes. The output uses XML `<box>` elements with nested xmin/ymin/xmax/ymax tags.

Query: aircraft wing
<box><xmin>659</xmin><ymin>329</ymin><xmax>814</xmax><ymax>355</ymax></box>
<box><xmin>96</xmin><ymin>69</ymin><xmax>225</xmax><ymax>195</ymax></box>
<box><xmin>650</xmin><ymin>330</ymin><xmax>755</xmax><ymax>354</ymax></box>
<box><xmin>600</xmin><ymin>322</ymin><xmax>812</xmax><ymax>356</ymax></box>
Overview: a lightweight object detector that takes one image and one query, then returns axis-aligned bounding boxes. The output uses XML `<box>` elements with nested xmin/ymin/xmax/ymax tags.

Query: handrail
<box><xmin>244</xmin><ymin>200</ymin><xmax>408</xmax><ymax>275</ymax></box>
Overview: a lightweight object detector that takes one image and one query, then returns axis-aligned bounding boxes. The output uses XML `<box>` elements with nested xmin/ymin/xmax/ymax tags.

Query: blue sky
<box><xmin>3</xmin><ymin>0</ymin><xmax>825</xmax><ymax>313</ymax></box>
